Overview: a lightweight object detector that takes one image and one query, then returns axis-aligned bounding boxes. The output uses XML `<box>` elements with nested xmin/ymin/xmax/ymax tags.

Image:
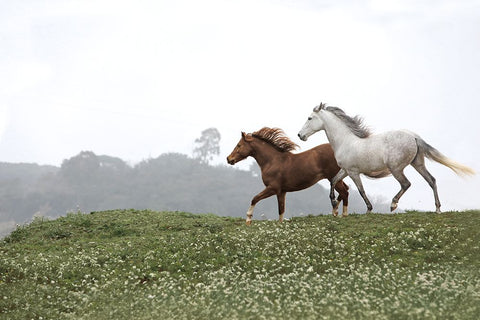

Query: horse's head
<box><xmin>227</xmin><ymin>132</ymin><xmax>255</xmax><ymax>165</ymax></box>
<box><xmin>298</xmin><ymin>102</ymin><xmax>326</xmax><ymax>141</ymax></box>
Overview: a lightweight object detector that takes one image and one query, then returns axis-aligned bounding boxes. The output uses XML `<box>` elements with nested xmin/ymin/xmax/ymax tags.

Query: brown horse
<box><xmin>227</xmin><ymin>127</ymin><xmax>349</xmax><ymax>225</ymax></box>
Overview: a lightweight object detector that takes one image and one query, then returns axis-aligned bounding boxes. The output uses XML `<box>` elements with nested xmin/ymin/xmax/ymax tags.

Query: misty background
<box><xmin>1</xmin><ymin>0</ymin><xmax>479</xmax><ymax>235</ymax></box>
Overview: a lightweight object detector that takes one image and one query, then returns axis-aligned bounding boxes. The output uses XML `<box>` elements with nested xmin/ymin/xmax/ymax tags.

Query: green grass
<box><xmin>1</xmin><ymin>210</ymin><xmax>479</xmax><ymax>319</ymax></box>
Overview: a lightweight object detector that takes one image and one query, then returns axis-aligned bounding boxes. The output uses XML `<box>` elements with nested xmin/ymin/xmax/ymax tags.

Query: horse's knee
<box><xmin>404</xmin><ymin>180</ymin><xmax>411</xmax><ymax>190</ymax></box>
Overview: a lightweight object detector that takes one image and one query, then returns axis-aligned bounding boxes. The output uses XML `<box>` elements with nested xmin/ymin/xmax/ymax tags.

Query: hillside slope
<box><xmin>1</xmin><ymin>210</ymin><xmax>479</xmax><ymax>319</ymax></box>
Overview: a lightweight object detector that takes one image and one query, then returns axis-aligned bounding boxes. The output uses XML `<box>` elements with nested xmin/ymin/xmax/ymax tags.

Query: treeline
<box><xmin>0</xmin><ymin>151</ymin><xmax>390</xmax><ymax>236</ymax></box>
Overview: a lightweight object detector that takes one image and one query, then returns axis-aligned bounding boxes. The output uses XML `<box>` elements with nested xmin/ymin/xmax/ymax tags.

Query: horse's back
<box><xmin>280</xmin><ymin>144</ymin><xmax>340</xmax><ymax>191</ymax></box>
<box><xmin>310</xmin><ymin>143</ymin><xmax>335</xmax><ymax>156</ymax></box>
<box><xmin>296</xmin><ymin>143</ymin><xmax>336</xmax><ymax>163</ymax></box>
<box><xmin>380</xmin><ymin>130</ymin><xmax>417</xmax><ymax>154</ymax></box>
<box><xmin>369</xmin><ymin>130</ymin><xmax>418</xmax><ymax>168</ymax></box>
<box><xmin>295</xmin><ymin>143</ymin><xmax>340</xmax><ymax>179</ymax></box>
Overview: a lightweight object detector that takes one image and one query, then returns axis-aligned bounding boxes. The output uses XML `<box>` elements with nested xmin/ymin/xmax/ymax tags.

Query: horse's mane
<box><xmin>325</xmin><ymin>106</ymin><xmax>371</xmax><ymax>138</ymax></box>
<box><xmin>252</xmin><ymin>127</ymin><xmax>299</xmax><ymax>152</ymax></box>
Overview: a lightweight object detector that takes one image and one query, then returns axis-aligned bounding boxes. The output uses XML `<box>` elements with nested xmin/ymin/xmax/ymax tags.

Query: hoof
<box><xmin>436</xmin><ymin>209</ymin><xmax>442</xmax><ymax>214</ymax></box>
<box><xmin>246</xmin><ymin>220</ymin><xmax>252</xmax><ymax>226</ymax></box>
<box><xmin>341</xmin><ymin>213</ymin><xmax>348</xmax><ymax>218</ymax></box>
<box><xmin>390</xmin><ymin>203</ymin><xmax>398</xmax><ymax>212</ymax></box>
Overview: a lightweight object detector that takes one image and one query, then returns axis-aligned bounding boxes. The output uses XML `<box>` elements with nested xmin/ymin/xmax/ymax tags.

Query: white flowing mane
<box><xmin>324</xmin><ymin>106</ymin><xmax>371</xmax><ymax>138</ymax></box>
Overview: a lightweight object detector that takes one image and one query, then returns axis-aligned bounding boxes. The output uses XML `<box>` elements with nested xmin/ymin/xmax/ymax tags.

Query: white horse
<box><xmin>298</xmin><ymin>103</ymin><xmax>475</xmax><ymax>213</ymax></box>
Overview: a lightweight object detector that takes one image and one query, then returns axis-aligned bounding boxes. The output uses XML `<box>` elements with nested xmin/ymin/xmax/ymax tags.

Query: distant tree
<box><xmin>60</xmin><ymin>151</ymin><xmax>100</xmax><ymax>184</ymax></box>
<box><xmin>193</xmin><ymin>128</ymin><xmax>221</xmax><ymax>164</ymax></box>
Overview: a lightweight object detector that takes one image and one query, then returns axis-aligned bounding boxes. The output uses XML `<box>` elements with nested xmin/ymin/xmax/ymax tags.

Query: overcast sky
<box><xmin>1</xmin><ymin>0</ymin><xmax>479</xmax><ymax>211</ymax></box>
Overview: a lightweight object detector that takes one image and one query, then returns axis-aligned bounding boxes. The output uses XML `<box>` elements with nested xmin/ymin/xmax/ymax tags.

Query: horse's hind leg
<box><xmin>411</xmin><ymin>158</ymin><xmax>441</xmax><ymax>213</ymax></box>
<box><xmin>334</xmin><ymin>181</ymin><xmax>349</xmax><ymax>217</ymax></box>
<box><xmin>390</xmin><ymin>169</ymin><xmax>411</xmax><ymax>212</ymax></box>
<box><xmin>348</xmin><ymin>172</ymin><xmax>373</xmax><ymax>213</ymax></box>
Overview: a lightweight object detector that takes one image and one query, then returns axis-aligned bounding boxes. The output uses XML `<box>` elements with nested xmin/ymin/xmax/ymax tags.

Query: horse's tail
<box><xmin>415</xmin><ymin>138</ymin><xmax>475</xmax><ymax>177</ymax></box>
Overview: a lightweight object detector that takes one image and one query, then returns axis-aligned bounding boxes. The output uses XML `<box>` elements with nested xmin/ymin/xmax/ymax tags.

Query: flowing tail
<box><xmin>416</xmin><ymin>138</ymin><xmax>475</xmax><ymax>177</ymax></box>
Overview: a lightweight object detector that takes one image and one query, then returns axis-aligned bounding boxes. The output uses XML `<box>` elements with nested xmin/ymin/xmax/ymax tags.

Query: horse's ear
<box><xmin>242</xmin><ymin>132</ymin><xmax>253</xmax><ymax>141</ymax></box>
<box><xmin>314</xmin><ymin>102</ymin><xmax>325</xmax><ymax>112</ymax></box>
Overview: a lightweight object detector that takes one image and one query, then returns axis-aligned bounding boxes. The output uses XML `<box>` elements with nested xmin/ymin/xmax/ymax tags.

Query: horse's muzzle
<box><xmin>227</xmin><ymin>156</ymin><xmax>236</xmax><ymax>165</ymax></box>
<box><xmin>298</xmin><ymin>133</ymin><xmax>307</xmax><ymax>141</ymax></box>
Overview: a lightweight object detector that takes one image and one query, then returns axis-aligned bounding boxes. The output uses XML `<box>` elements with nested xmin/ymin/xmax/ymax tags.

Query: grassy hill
<box><xmin>1</xmin><ymin>210</ymin><xmax>479</xmax><ymax>319</ymax></box>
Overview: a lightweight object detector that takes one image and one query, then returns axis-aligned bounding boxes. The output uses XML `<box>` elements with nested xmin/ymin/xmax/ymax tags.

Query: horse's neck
<box><xmin>251</xmin><ymin>139</ymin><xmax>282</xmax><ymax>168</ymax></box>
<box><xmin>322</xmin><ymin>112</ymin><xmax>359</xmax><ymax>152</ymax></box>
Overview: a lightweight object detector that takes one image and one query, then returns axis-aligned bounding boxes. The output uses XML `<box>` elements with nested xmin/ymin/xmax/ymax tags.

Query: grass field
<box><xmin>1</xmin><ymin>209</ymin><xmax>479</xmax><ymax>319</ymax></box>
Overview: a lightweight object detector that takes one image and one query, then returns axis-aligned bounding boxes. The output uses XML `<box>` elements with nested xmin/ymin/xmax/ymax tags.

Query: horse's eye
<box><xmin>308</xmin><ymin>117</ymin><xmax>312</xmax><ymax>121</ymax></box>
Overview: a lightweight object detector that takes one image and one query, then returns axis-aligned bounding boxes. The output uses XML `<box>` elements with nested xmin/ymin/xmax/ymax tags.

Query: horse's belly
<box><xmin>338</xmin><ymin>150</ymin><xmax>386</xmax><ymax>173</ymax></box>
<box><xmin>365</xmin><ymin>158</ymin><xmax>387</xmax><ymax>172</ymax></box>
<box><xmin>283</xmin><ymin>172</ymin><xmax>324</xmax><ymax>192</ymax></box>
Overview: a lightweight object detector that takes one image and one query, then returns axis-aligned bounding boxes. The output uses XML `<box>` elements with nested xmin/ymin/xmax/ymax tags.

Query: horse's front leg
<box><xmin>277</xmin><ymin>192</ymin><xmax>286</xmax><ymax>222</ymax></box>
<box><xmin>246</xmin><ymin>187</ymin><xmax>276</xmax><ymax>226</ymax></box>
<box><xmin>329</xmin><ymin>169</ymin><xmax>348</xmax><ymax>212</ymax></box>
<box><xmin>348</xmin><ymin>172</ymin><xmax>373</xmax><ymax>213</ymax></box>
